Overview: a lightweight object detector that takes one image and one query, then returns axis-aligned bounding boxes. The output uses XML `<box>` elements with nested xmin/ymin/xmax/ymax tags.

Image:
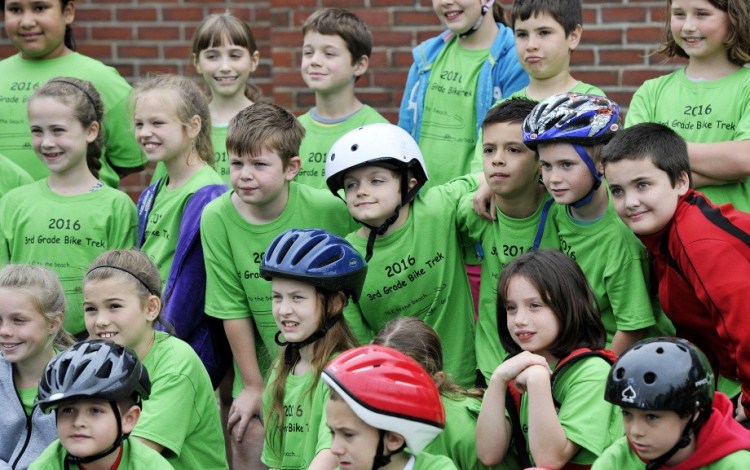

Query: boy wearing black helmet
<box><xmin>595</xmin><ymin>337</ymin><xmax>750</xmax><ymax>469</ymax></box>
<box><xmin>31</xmin><ymin>340</ymin><xmax>171</xmax><ymax>469</ymax></box>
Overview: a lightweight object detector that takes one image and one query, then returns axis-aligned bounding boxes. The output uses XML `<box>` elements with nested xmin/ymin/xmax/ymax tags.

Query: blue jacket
<box><xmin>398</xmin><ymin>23</ymin><xmax>528</xmax><ymax>142</ymax></box>
<box><xmin>137</xmin><ymin>181</ymin><xmax>231</xmax><ymax>388</ymax></box>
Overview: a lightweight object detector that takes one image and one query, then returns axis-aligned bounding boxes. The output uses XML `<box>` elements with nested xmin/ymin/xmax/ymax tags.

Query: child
<box><xmin>31</xmin><ymin>340</ymin><xmax>172</xmax><ymax>469</ymax></box>
<box><xmin>325</xmin><ymin>122</ymin><xmax>479</xmax><ymax>387</ymax></box>
<box><xmin>322</xmin><ymin>344</ymin><xmax>458</xmax><ymax>469</ymax></box>
<box><xmin>200</xmin><ymin>103</ymin><xmax>354</xmax><ymax>468</ymax></box>
<box><xmin>373</xmin><ymin>317</ymin><xmax>520</xmax><ymax>470</ymax></box>
<box><xmin>83</xmin><ymin>249</ymin><xmax>228</xmax><ymax>469</ymax></box>
<box><xmin>476</xmin><ymin>250</ymin><xmax>622</xmax><ymax>468</ymax></box>
<box><xmin>0</xmin><ymin>265</ymin><xmax>74</xmax><ymax>469</ymax></box>
<box><xmin>133</xmin><ymin>74</ymin><xmax>229</xmax><ymax>386</ymax></box>
<box><xmin>151</xmin><ymin>11</ymin><xmax>262</xmax><ymax>184</ymax></box>
<box><xmin>296</xmin><ymin>7</ymin><xmax>388</xmax><ymax>189</ymax></box>
<box><xmin>625</xmin><ymin>0</ymin><xmax>750</xmax><ymax>212</ymax></box>
<box><xmin>601</xmin><ymin>122</ymin><xmax>750</xmax><ymax>425</ymax></box>
<box><xmin>595</xmin><ymin>337</ymin><xmax>750</xmax><ymax>469</ymax></box>
<box><xmin>458</xmin><ymin>98</ymin><xmax>558</xmax><ymax>383</ymax></box>
<box><xmin>0</xmin><ymin>77</ymin><xmax>137</xmax><ymax>337</ymax></box>
<box><xmin>0</xmin><ymin>0</ymin><xmax>145</xmax><ymax>187</ymax></box>
<box><xmin>0</xmin><ymin>153</ymin><xmax>32</xmax><ymax>198</ymax></box>
<box><xmin>523</xmin><ymin>92</ymin><xmax>670</xmax><ymax>354</ymax></box>
<box><xmin>259</xmin><ymin>228</ymin><xmax>366</xmax><ymax>469</ymax></box>
<box><xmin>398</xmin><ymin>0</ymin><xmax>528</xmax><ymax>189</ymax></box>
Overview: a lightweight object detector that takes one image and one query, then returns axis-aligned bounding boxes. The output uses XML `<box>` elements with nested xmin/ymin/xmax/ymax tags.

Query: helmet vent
<box><xmin>292</xmin><ymin>242</ymin><xmax>317</xmax><ymax>265</ymax></box>
<box><xmin>96</xmin><ymin>359</ymin><xmax>113</xmax><ymax>379</ymax></box>
<box><xmin>655</xmin><ymin>347</ymin><xmax>664</xmax><ymax>354</ymax></box>
<box><xmin>71</xmin><ymin>359</ymin><xmax>90</xmax><ymax>383</ymax></box>
<box><xmin>615</xmin><ymin>367</ymin><xmax>625</xmax><ymax>380</ymax></box>
<box><xmin>643</xmin><ymin>372</ymin><xmax>657</xmax><ymax>384</ymax></box>
<box><xmin>350</xmin><ymin>144</ymin><xmax>359</xmax><ymax>152</ymax></box>
<box><xmin>276</xmin><ymin>236</ymin><xmax>297</xmax><ymax>263</ymax></box>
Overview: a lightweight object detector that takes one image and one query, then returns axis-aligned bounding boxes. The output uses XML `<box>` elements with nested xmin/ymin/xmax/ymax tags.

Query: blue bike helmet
<box><xmin>260</xmin><ymin>228</ymin><xmax>367</xmax><ymax>303</ymax></box>
<box><xmin>523</xmin><ymin>93</ymin><xmax>620</xmax><ymax>208</ymax></box>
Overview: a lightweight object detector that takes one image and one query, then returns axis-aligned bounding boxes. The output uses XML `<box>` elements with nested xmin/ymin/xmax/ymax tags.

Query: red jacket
<box><xmin>639</xmin><ymin>190</ymin><xmax>750</xmax><ymax>415</ymax></box>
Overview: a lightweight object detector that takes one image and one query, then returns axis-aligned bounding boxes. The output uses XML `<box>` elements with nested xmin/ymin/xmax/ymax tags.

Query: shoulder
<box><xmin>28</xmin><ymin>440</ymin><xmax>66</xmax><ymax>469</ymax></box>
<box><xmin>491</xmin><ymin>22</ymin><xmax>517</xmax><ymax>55</ymax></box>
<box><xmin>144</xmin><ymin>333</ymin><xmax>208</xmax><ymax>378</ymax></box>
<box><xmin>414</xmin><ymin>451</ymin><xmax>460</xmax><ymax>469</ymax></box>
<box><xmin>592</xmin><ymin>436</ymin><xmax>640</xmax><ymax>469</ymax></box>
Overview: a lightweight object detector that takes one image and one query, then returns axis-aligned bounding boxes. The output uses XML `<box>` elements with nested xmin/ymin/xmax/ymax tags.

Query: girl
<box><xmin>0</xmin><ymin>0</ymin><xmax>145</xmax><ymax>187</ymax></box>
<box><xmin>259</xmin><ymin>228</ymin><xmax>367</xmax><ymax>469</ymax></box>
<box><xmin>0</xmin><ymin>77</ymin><xmax>137</xmax><ymax>337</ymax></box>
<box><xmin>0</xmin><ymin>264</ymin><xmax>74</xmax><ymax>470</ymax></box>
<box><xmin>134</xmin><ymin>74</ymin><xmax>229</xmax><ymax>387</ymax></box>
<box><xmin>626</xmin><ymin>0</ymin><xmax>750</xmax><ymax>211</ymax></box>
<box><xmin>476</xmin><ymin>250</ymin><xmax>622</xmax><ymax>469</ymax></box>
<box><xmin>82</xmin><ymin>249</ymin><xmax>228</xmax><ymax>470</ymax></box>
<box><xmin>151</xmin><ymin>11</ymin><xmax>262</xmax><ymax>184</ymax></box>
<box><xmin>373</xmin><ymin>317</ymin><xmax>520</xmax><ymax>470</ymax></box>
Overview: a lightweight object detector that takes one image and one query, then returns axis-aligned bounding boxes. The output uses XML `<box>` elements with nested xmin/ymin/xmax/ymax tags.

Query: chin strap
<box><xmin>458</xmin><ymin>0</ymin><xmax>493</xmax><ymax>39</ymax></box>
<box><xmin>64</xmin><ymin>401</ymin><xmax>126</xmax><ymax>465</ymax></box>
<box><xmin>371</xmin><ymin>430</ymin><xmax>407</xmax><ymax>470</ymax></box>
<box><xmin>274</xmin><ymin>309</ymin><xmax>341</xmax><ymax>366</ymax></box>
<box><xmin>570</xmin><ymin>144</ymin><xmax>603</xmax><ymax>208</ymax></box>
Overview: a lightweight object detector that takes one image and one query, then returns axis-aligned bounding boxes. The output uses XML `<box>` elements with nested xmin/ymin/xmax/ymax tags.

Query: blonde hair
<box><xmin>132</xmin><ymin>74</ymin><xmax>215</xmax><ymax>166</ymax></box>
<box><xmin>0</xmin><ymin>264</ymin><xmax>74</xmax><ymax>351</ymax></box>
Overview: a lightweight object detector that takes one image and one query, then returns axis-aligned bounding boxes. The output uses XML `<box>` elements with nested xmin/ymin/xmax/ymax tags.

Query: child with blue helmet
<box><xmin>259</xmin><ymin>228</ymin><xmax>366</xmax><ymax>469</ymax></box>
<box><xmin>523</xmin><ymin>92</ymin><xmax>673</xmax><ymax>355</ymax></box>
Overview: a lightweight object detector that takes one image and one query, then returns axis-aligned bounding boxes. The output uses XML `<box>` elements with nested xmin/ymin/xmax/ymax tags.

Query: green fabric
<box><xmin>151</xmin><ymin>123</ymin><xmax>231</xmax><ymax>185</ymax></box>
<box><xmin>0</xmin><ymin>53</ymin><xmax>146</xmax><ymax>188</ymax></box>
<box><xmin>419</xmin><ymin>41</ymin><xmax>488</xmax><ymax>189</ymax></box>
<box><xmin>261</xmin><ymin>364</ymin><xmax>332</xmax><ymax>469</ymax></box>
<box><xmin>29</xmin><ymin>436</ymin><xmax>174</xmax><ymax>470</ymax></box>
<box><xmin>201</xmin><ymin>182</ymin><xmax>355</xmax><ymax>395</ymax></box>
<box><xmin>17</xmin><ymin>386</ymin><xmax>36</xmax><ymax>417</ymax></box>
<box><xmin>592</xmin><ymin>435</ymin><xmax>750</xmax><ymax>469</ymax></box>
<box><xmin>0</xmin><ymin>153</ymin><xmax>32</xmax><ymax>198</ymax></box>
<box><xmin>457</xmin><ymin>192</ymin><xmax>559</xmax><ymax>381</ymax></box>
<box><xmin>551</xmin><ymin>198</ymin><xmax>673</xmax><ymax>346</ymax></box>
<box><xmin>0</xmin><ymin>180</ymin><xmax>137</xmax><ymax>335</ymax></box>
<box><xmin>297</xmin><ymin>105</ymin><xmax>388</xmax><ymax>189</ymax></box>
<box><xmin>132</xmin><ymin>332</ymin><xmax>228</xmax><ymax>470</ymax></box>
<box><xmin>520</xmin><ymin>356</ymin><xmax>623</xmax><ymax>466</ymax></box>
<box><xmin>141</xmin><ymin>165</ymin><xmax>223</xmax><ymax>289</ymax></box>
<box><xmin>626</xmin><ymin>67</ymin><xmax>750</xmax><ymax>211</ymax></box>
<box><xmin>343</xmin><ymin>176</ymin><xmax>479</xmax><ymax>387</ymax></box>
<box><xmin>411</xmin><ymin>451</ymin><xmax>460</xmax><ymax>469</ymax></box>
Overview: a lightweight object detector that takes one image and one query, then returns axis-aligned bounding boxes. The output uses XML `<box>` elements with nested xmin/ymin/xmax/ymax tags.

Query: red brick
<box><xmin>599</xmin><ymin>49</ymin><xmax>646</xmax><ymax>66</ymax></box>
<box><xmin>583</xmin><ymin>28</ymin><xmax>623</xmax><ymax>45</ymax></box>
<box><xmin>574</xmin><ymin>70</ymin><xmax>619</xmax><ymax>87</ymax></box>
<box><xmin>602</xmin><ymin>7</ymin><xmax>647</xmax><ymax>23</ymax></box>
<box><xmin>75</xmin><ymin>8</ymin><xmax>113</xmax><ymax>22</ymax></box>
<box><xmin>163</xmin><ymin>7</ymin><xmax>205</xmax><ymax>22</ymax></box>
<box><xmin>626</xmin><ymin>26</ymin><xmax>663</xmax><ymax>44</ymax></box>
<box><xmin>137</xmin><ymin>27</ymin><xmax>181</xmax><ymax>41</ymax></box>
<box><xmin>115</xmin><ymin>8</ymin><xmax>157</xmax><ymax>22</ymax></box>
<box><xmin>90</xmin><ymin>27</ymin><xmax>132</xmax><ymax>41</ymax></box>
<box><xmin>393</xmin><ymin>11</ymin><xmax>439</xmax><ymax>27</ymax></box>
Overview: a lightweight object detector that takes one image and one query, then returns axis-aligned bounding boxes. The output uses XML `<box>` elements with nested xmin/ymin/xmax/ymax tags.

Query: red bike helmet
<box><xmin>322</xmin><ymin>344</ymin><xmax>444</xmax><ymax>455</ymax></box>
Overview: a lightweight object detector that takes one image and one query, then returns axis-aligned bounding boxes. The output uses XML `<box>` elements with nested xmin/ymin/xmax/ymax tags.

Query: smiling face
<box><xmin>539</xmin><ymin>142</ymin><xmax>597</xmax><ymax>205</ymax></box>
<box><xmin>605</xmin><ymin>157</ymin><xmax>689</xmax><ymax>236</ymax></box>
<box><xmin>301</xmin><ymin>31</ymin><xmax>366</xmax><ymax>96</ymax></box>
<box><xmin>271</xmin><ymin>278</ymin><xmax>323</xmax><ymax>344</ymax></box>
<box><xmin>229</xmin><ymin>148</ymin><xmax>300</xmax><ymax>210</ymax></box>
<box><xmin>504</xmin><ymin>274</ymin><xmax>560</xmax><ymax>362</ymax></box>
<box><xmin>482</xmin><ymin>121</ymin><xmax>540</xmax><ymax>200</ymax></box>
<box><xmin>3</xmin><ymin>0</ymin><xmax>73</xmax><ymax>60</ymax></box>
<box><xmin>28</xmin><ymin>96</ymin><xmax>98</xmax><ymax>178</ymax></box>
<box><xmin>670</xmin><ymin>0</ymin><xmax>730</xmax><ymax>64</ymax></box>
<box><xmin>133</xmin><ymin>90</ymin><xmax>195</xmax><ymax>165</ymax></box>
<box><xmin>432</xmin><ymin>0</ymin><xmax>484</xmax><ymax>34</ymax></box>
<box><xmin>0</xmin><ymin>287</ymin><xmax>58</xmax><ymax>368</ymax></box>
<box><xmin>194</xmin><ymin>37</ymin><xmax>259</xmax><ymax>102</ymax></box>
<box><xmin>513</xmin><ymin>11</ymin><xmax>581</xmax><ymax>80</ymax></box>
<box><xmin>343</xmin><ymin>165</ymin><xmax>414</xmax><ymax>228</ymax></box>
<box><xmin>622</xmin><ymin>407</ymin><xmax>694</xmax><ymax>465</ymax></box>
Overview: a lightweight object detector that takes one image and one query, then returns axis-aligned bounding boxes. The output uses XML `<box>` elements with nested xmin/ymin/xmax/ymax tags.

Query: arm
<box><xmin>224</xmin><ymin>318</ymin><xmax>265</xmax><ymax>442</ymax></box>
<box><xmin>691</xmin><ymin>172</ymin><xmax>736</xmax><ymax>188</ymax></box>
<box><xmin>687</xmin><ymin>140</ymin><xmax>750</xmax><ymax>182</ymax></box>
<box><xmin>307</xmin><ymin>450</ymin><xmax>338</xmax><ymax>470</ymax></box>
<box><xmin>135</xmin><ymin>438</ymin><xmax>165</xmax><ymax>454</ymax></box>
<box><xmin>609</xmin><ymin>328</ymin><xmax>646</xmax><ymax>356</ymax></box>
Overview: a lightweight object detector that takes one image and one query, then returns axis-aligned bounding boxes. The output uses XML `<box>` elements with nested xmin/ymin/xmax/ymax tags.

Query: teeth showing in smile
<box><xmin>215</xmin><ymin>77</ymin><xmax>237</xmax><ymax>82</ymax></box>
<box><xmin>143</xmin><ymin>143</ymin><xmax>158</xmax><ymax>150</ymax></box>
<box><xmin>282</xmin><ymin>321</ymin><xmax>299</xmax><ymax>328</ymax></box>
<box><xmin>1</xmin><ymin>343</ymin><xmax>20</xmax><ymax>349</ymax></box>
<box><xmin>445</xmin><ymin>11</ymin><xmax>461</xmax><ymax>21</ymax></box>
<box><xmin>98</xmin><ymin>332</ymin><xmax>117</xmax><ymax>339</ymax></box>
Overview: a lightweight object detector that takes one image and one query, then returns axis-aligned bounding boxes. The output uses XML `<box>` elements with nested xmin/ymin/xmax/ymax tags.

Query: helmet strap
<box><xmin>570</xmin><ymin>144</ymin><xmax>602</xmax><ymax>209</ymax></box>
<box><xmin>371</xmin><ymin>430</ymin><xmax>406</xmax><ymax>470</ymax></box>
<box><xmin>458</xmin><ymin>0</ymin><xmax>492</xmax><ymax>39</ymax></box>
<box><xmin>64</xmin><ymin>401</ymin><xmax>125</xmax><ymax>465</ymax></box>
<box><xmin>645</xmin><ymin>410</ymin><xmax>706</xmax><ymax>470</ymax></box>
<box><xmin>274</xmin><ymin>308</ymin><xmax>341</xmax><ymax>366</ymax></box>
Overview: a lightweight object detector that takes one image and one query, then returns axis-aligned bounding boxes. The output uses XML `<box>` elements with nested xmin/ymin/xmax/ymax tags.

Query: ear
<box><xmin>328</xmin><ymin>292</ymin><xmax>347</xmax><ymax>314</ymax></box>
<box><xmin>285</xmin><ymin>156</ymin><xmax>301</xmax><ymax>180</ymax></box>
<box><xmin>86</xmin><ymin>121</ymin><xmax>100</xmax><ymax>144</ymax></box>
<box><xmin>145</xmin><ymin>295</ymin><xmax>161</xmax><ymax>322</ymax></box>
<box><xmin>383</xmin><ymin>431</ymin><xmax>406</xmax><ymax>453</ymax></box>
<box><xmin>567</xmin><ymin>24</ymin><xmax>582</xmax><ymax>51</ymax></box>
<box><xmin>249</xmin><ymin>50</ymin><xmax>260</xmax><ymax>73</ymax></box>
<box><xmin>120</xmin><ymin>405</ymin><xmax>141</xmax><ymax>434</ymax></box>
<box><xmin>186</xmin><ymin>114</ymin><xmax>202</xmax><ymax>140</ymax></box>
<box><xmin>63</xmin><ymin>1</ymin><xmax>76</xmax><ymax>26</ymax></box>
<box><xmin>352</xmin><ymin>54</ymin><xmax>369</xmax><ymax>78</ymax></box>
<box><xmin>192</xmin><ymin>53</ymin><xmax>202</xmax><ymax>74</ymax></box>
<box><xmin>49</xmin><ymin>312</ymin><xmax>63</xmax><ymax>336</ymax></box>
<box><xmin>407</xmin><ymin>176</ymin><xmax>418</xmax><ymax>191</ymax></box>
<box><xmin>675</xmin><ymin>170</ymin><xmax>690</xmax><ymax>196</ymax></box>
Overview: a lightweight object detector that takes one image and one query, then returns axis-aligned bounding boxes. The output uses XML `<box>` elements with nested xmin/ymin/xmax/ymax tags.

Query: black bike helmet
<box><xmin>260</xmin><ymin>228</ymin><xmax>367</xmax><ymax>303</ymax></box>
<box><xmin>37</xmin><ymin>340</ymin><xmax>151</xmax><ymax>413</ymax></box>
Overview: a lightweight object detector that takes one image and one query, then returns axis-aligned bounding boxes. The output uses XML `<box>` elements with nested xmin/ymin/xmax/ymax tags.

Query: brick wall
<box><xmin>1</xmin><ymin>0</ymin><xmax>683</xmax><ymax>196</ymax></box>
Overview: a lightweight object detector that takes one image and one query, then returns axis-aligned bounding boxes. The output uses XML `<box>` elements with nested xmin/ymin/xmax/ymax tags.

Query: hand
<box><xmin>492</xmin><ymin>351</ymin><xmax>550</xmax><ymax>387</ymax></box>
<box><xmin>227</xmin><ymin>385</ymin><xmax>264</xmax><ymax>443</ymax></box>
<box><xmin>514</xmin><ymin>364</ymin><xmax>551</xmax><ymax>393</ymax></box>
<box><xmin>472</xmin><ymin>183</ymin><xmax>496</xmax><ymax>221</ymax></box>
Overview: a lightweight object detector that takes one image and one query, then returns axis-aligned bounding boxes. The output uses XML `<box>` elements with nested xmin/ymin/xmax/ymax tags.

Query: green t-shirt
<box><xmin>141</xmin><ymin>165</ymin><xmax>223</xmax><ymax>289</ymax></box>
<box><xmin>343</xmin><ymin>176</ymin><xmax>478</xmax><ymax>387</ymax></box>
<box><xmin>0</xmin><ymin>152</ymin><xmax>32</xmax><ymax>198</ymax></box>
<box><xmin>592</xmin><ymin>435</ymin><xmax>750</xmax><ymax>470</ymax></box>
<box><xmin>0</xmin><ymin>53</ymin><xmax>146</xmax><ymax>188</ymax></box>
<box><xmin>29</xmin><ymin>436</ymin><xmax>174</xmax><ymax>470</ymax></box>
<box><xmin>626</xmin><ymin>67</ymin><xmax>750</xmax><ymax>211</ymax></box>
<box><xmin>0</xmin><ymin>180</ymin><xmax>137</xmax><ymax>335</ymax></box>
<box><xmin>17</xmin><ymin>386</ymin><xmax>36</xmax><ymax>417</ymax></box>
<box><xmin>552</xmin><ymin>200</ymin><xmax>673</xmax><ymax>345</ymax></box>
<box><xmin>457</xmin><ymin>192</ymin><xmax>559</xmax><ymax>381</ymax></box>
<box><xmin>261</xmin><ymin>365</ymin><xmax>332</xmax><ymax>469</ymax></box>
<box><xmin>201</xmin><ymin>182</ymin><xmax>355</xmax><ymax>394</ymax></box>
<box><xmin>151</xmin><ymin>123</ymin><xmax>231</xmax><ymax>185</ymax></box>
<box><xmin>419</xmin><ymin>40</ymin><xmax>487</xmax><ymax>189</ymax></box>
<box><xmin>297</xmin><ymin>105</ymin><xmax>389</xmax><ymax>189</ymax></box>
<box><xmin>132</xmin><ymin>332</ymin><xmax>228</xmax><ymax>470</ymax></box>
<box><xmin>335</xmin><ymin>452</ymin><xmax>458</xmax><ymax>470</ymax></box>
<box><xmin>520</xmin><ymin>356</ymin><xmax>623</xmax><ymax>466</ymax></box>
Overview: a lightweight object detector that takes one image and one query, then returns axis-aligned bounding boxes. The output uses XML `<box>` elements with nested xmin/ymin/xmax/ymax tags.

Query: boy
<box><xmin>596</xmin><ymin>337</ymin><xmax>750</xmax><ymax>468</ymax></box>
<box><xmin>201</xmin><ymin>103</ymin><xmax>355</xmax><ymax>467</ymax></box>
<box><xmin>601</xmin><ymin>122</ymin><xmax>750</xmax><ymax>422</ymax></box>
<box><xmin>326</xmin><ymin>123</ymin><xmax>478</xmax><ymax>387</ymax></box>
<box><xmin>31</xmin><ymin>340</ymin><xmax>171</xmax><ymax>469</ymax></box>
<box><xmin>524</xmin><ymin>93</ymin><xmax>671</xmax><ymax>354</ymax></box>
<box><xmin>322</xmin><ymin>344</ymin><xmax>458</xmax><ymax>470</ymax></box>
<box><xmin>296</xmin><ymin>8</ymin><xmax>387</xmax><ymax>189</ymax></box>
<box><xmin>457</xmin><ymin>98</ymin><xmax>558</xmax><ymax>383</ymax></box>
